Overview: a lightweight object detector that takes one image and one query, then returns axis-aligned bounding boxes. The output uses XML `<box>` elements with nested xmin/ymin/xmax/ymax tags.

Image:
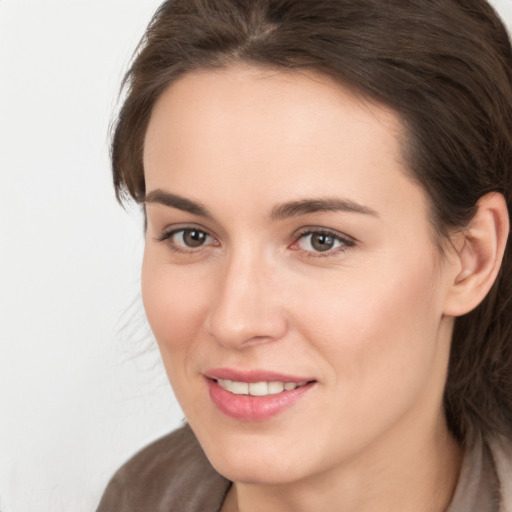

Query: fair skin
<box><xmin>141</xmin><ymin>65</ymin><xmax>508</xmax><ymax>512</ymax></box>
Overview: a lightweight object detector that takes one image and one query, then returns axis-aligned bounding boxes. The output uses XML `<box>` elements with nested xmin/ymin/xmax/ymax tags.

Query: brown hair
<box><xmin>112</xmin><ymin>0</ymin><xmax>512</xmax><ymax>444</ymax></box>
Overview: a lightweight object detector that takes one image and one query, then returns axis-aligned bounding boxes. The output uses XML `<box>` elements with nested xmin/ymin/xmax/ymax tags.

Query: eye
<box><xmin>156</xmin><ymin>227</ymin><xmax>216</xmax><ymax>251</ymax></box>
<box><xmin>175</xmin><ymin>228</ymin><xmax>210</xmax><ymax>248</ymax></box>
<box><xmin>292</xmin><ymin>229</ymin><xmax>354</xmax><ymax>255</ymax></box>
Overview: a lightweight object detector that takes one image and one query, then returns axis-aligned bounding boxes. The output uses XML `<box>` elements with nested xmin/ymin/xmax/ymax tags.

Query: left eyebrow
<box><xmin>269</xmin><ymin>197</ymin><xmax>379</xmax><ymax>221</ymax></box>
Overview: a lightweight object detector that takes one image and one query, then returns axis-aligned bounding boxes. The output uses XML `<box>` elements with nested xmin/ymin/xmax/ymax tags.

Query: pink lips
<box><xmin>204</xmin><ymin>368</ymin><xmax>316</xmax><ymax>421</ymax></box>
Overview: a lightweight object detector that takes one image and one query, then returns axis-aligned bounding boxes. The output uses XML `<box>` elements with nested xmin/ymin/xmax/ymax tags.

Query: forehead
<box><xmin>144</xmin><ymin>65</ymin><xmax>405</xmax><ymax>165</ymax></box>
<box><xmin>143</xmin><ymin>65</ymin><xmax>428</xmax><ymax>226</ymax></box>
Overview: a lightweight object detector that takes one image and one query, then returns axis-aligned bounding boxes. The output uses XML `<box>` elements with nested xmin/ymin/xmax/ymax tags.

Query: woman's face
<box><xmin>142</xmin><ymin>66</ymin><xmax>458</xmax><ymax>484</ymax></box>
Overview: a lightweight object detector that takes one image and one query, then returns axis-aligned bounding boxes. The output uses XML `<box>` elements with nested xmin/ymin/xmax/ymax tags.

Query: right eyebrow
<box><xmin>143</xmin><ymin>189</ymin><xmax>212</xmax><ymax>218</ymax></box>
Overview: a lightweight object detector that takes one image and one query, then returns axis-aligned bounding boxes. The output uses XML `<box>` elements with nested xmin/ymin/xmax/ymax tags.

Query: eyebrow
<box><xmin>143</xmin><ymin>189</ymin><xmax>378</xmax><ymax>221</ymax></box>
<box><xmin>144</xmin><ymin>189</ymin><xmax>212</xmax><ymax>218</ymax></box>
<box><xmin>269</xmin><ymin>197</ymin><xmax>379</xmax><ymax>221</ymax></box>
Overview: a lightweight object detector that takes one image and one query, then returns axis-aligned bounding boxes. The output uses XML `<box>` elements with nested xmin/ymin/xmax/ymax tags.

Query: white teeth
<box><xmin>267</xmin><ymin>381</ymin><xmax>285</xmax><ymax>394</ymax></box>
<box><xmin>231</xmin><ymin>381</ymin><xmax>249</xmax><ymax>394</ymax></box>
<box><xmin>216</xmin><ymin>379</ymin><xmax>307</xmax><ymax>396</ymax></box>
<box><xmin>218</xmin><ymin>379</ymin><xmax>230</xmax><ymax>390</ymax></box>
<box><xmin>249</xmin><ymin>382</ymin><xmax>268</xmax><ymax>396</ymax></box>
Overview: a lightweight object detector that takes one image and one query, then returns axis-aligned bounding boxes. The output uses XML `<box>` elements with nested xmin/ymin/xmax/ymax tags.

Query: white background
<box><xmin>1</xmin><ymin>1</ymin><xmax>511</xmax><ymax>511</ymax></box>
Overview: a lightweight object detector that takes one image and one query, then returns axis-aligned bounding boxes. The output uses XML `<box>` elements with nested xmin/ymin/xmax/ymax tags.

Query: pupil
<box><xmin>184</xmin><ymin>230</ymin><xmax>206</xmax><ymax>247</ymax></box>
<box><xmin>312</xmin><ymin>233</ymin><xmax>334</xmax><ymax>252</ymax></box>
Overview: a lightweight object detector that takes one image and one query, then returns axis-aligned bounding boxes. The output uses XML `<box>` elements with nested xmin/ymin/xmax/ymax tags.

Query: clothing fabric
<box><xmin>96</xmin><ymin>425</ymin><xmax>230</xmax><ymax>512</ymax></box>
<box><xmin>446</xmin><ymin>434</ymin><xmax>510</xmax><ymax>511</ymax></box>
<box><xmin>96</xmin><ymin>425</ymin><xmax>512</xmax><ymax>512</ymax></box>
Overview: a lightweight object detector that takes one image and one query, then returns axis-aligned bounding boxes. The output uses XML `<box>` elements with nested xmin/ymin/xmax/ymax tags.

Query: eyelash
<box><xmin>290</xmin><ymin>228</ymin><xmax>355</xmax><ymax>258</ymax></box>
<box><xmin>155</xmin><ymin>227</ymin><xmax>217</xmax><ymax>254</ymax></box>
<box><xmin>155</xmin><ymin>226</ymin><xmax>355</xmax><ymax>258</ymax></box>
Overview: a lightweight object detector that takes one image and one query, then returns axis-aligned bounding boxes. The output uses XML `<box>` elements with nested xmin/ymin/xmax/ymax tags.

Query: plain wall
<box><xmin>1</xmin><ymin>1</ymin><xmax>511</xmax><ymax>511</ymax></box>
<box><xmin>0</xmin><ymin>2</ymin><xmax>182</xmax><ymax>511</ymax></box>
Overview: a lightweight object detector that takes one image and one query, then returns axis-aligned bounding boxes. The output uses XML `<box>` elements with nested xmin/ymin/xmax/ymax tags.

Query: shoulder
<box><xmin>96</xmin><ymin>424</ymin><xmax>230</xmax><ymax>512</ymax></box>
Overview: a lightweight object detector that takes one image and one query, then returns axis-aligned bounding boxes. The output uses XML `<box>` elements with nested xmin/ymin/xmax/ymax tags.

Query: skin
<box><xmin>141</xmin><ymin>66</ymin><xmax>466</xmax><ymax>512</ymax></box>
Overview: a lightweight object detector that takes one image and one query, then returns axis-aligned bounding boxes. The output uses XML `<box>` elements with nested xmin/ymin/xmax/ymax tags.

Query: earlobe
<box><xmin>444</xmin><ymin>192</ymin><xmax>509</xmax><ymax>317</ymax></box>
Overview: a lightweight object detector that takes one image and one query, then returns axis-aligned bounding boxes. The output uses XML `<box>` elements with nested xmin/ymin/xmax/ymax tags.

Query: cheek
<box><xmin>141</xmin><ymin>250</ymin><xmax>210</xmax><ymax>362</ymax></box>
<box><xmin>296</xmin><ymin>251</ymin><xmax>444</xmax><ymax>401</ymax></box>
<box><xmin>141</xmin><ymin>251</ymin><xmax>221</xmax><ymax>426</ymax></box>
<box><xmin>282</xmin><ymin>254</ymin><xmax>449</xmax><ymax>461</ymax></box>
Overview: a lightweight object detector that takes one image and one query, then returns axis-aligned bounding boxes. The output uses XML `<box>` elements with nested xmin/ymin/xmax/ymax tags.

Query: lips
<box><xmin>204</xmin><ymin>368</ymin><xmax>316</xmax><ymax>421</ymax></box>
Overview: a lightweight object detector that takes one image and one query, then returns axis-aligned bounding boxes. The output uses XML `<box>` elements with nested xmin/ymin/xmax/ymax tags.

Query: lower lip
<box><xmin>206</xmin><ymin>379</ymin><xmax>315</xmax><ymax>421</ymax></box>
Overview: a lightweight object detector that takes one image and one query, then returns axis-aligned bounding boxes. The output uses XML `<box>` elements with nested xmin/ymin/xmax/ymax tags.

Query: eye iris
<box><xmin>183</xmin><ymin>229</ymin><xmax>207</xmax><ymax>247</ymax></box>
<box><xmin>311</xmin><ymin>233</ymin><xmax>335</xmax><ymax>252</ymax></box>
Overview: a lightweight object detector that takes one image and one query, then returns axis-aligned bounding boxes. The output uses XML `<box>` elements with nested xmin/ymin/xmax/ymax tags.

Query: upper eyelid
<box><xmin>293</xmin><ymin>226</ymin><xmax>356</xmax><ymax>243</ymax></box>
<box><xmin>290</xmin><ymin>228</ymin><xmax>357</xmax><ymax>258</ymax></box>
<box><xmin>155</xmin><ymin>227</ymin><xmax>217</xmax><ymax>254</ymax></box>
<box><xmin>155</xmin><ymin>223</ymin><xmax>216</xmax><ymax>241</ymax></box>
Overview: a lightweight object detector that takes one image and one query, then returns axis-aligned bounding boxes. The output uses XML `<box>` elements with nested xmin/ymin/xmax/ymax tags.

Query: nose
<box><xmin>205</xmin><ymin>250</ymin><xmax>288</xmax><ymax>349</ymax></box>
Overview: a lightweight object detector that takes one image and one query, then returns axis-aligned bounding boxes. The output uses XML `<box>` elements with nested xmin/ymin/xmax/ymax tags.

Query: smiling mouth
<box><xmin>214</xmin><ymin>379</ymin><xmax>311</xmax><ymax>396</ymax></box>
<box><xmin>206</xmin><ymin>377</ymin><xmax>317</xmax><ymax>420</ymax></box>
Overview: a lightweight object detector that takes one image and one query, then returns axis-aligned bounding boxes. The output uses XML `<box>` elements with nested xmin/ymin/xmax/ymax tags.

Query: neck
<box><xmin>225</xmin><ymin>415</ymin><xmax>462</xmax><ymax>512</ymax></box>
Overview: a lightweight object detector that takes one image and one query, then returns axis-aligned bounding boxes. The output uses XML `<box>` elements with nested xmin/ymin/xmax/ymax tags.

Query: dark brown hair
<box><xmin>112</xmin><ymin>0</ymin><xmax>512</xmax><ymax>444</ymax></box>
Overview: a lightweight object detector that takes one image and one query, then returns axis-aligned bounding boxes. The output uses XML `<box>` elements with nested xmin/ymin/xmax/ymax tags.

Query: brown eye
<box><xmin>295</xmin><ymin>230</ymin><xmax>353</xmax><ymax>255</ymax></box>
<box><xmin>181</xmin><ymin>229</ymin><xmax>208</xmax><ymax>247</ymax></box>
<box><xmin>159</xmin><ymin>228</ymin><xmax>215</xmax><ymax>250</ymax></box>
<box><xmin>310</xmin><ymin>233</ymin><xmax>336</xmax><ymax>252</ymax></box>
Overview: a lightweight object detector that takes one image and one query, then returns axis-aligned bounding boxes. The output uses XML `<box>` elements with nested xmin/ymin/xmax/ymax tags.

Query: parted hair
<box><xmin>112</xmin><ymin>0</ymin><xmax>512</xmax><ymax>444</ymax></box>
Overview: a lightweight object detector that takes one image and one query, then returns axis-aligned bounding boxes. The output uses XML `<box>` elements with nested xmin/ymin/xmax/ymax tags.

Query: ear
<box><xmin>443</xmin><ymin>192</ymin><xmax>509</xmax><ymax>317</ymax></box>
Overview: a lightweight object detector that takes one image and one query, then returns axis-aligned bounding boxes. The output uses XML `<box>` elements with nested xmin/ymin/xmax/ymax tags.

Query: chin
<box><xmin>195</xmin><ymin>427</ymin><xmax>317</xmax><ymax>485</ymax></box>
<box><xmin>210</xmin><ymin>453</ymin><xmax>307</xmax><ymax>485</ymax></box>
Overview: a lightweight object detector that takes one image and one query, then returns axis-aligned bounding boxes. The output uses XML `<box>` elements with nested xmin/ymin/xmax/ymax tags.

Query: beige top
<box><xmin>96</xmin><ymin>425</ymin><xmax>512</xmax><ymax>512</ymax></box>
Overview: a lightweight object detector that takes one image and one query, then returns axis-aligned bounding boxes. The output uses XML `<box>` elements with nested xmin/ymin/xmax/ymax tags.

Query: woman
<box><xmin>97</xmin><ymin>0</ymin><xmax>512</xmax><ymax>510</ymax></box>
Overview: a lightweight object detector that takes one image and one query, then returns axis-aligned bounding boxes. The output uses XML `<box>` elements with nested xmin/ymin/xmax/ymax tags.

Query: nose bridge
<box><xmin>206</xmin><ymin>244</ymin><xmax>287</xmax><ymax>348</ymax></box>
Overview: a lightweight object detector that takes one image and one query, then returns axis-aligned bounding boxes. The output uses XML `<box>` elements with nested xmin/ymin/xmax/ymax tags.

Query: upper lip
<box><xmin>204</xmin><ymin>368</ymin><xmax>316</xmax><ymax>383</ymax></box>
